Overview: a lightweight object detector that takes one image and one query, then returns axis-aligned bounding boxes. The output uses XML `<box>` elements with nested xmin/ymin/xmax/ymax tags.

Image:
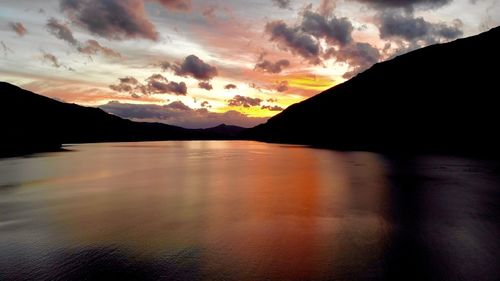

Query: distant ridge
<box><xmin>200</xmin><ymin>124</ymin><xmax>246</xmax><ymax>137</ymax></box>
<box><xmin>242</xmin><ymin>26</ymin><xmax>500</xmax><ymax>155</ymax></box>
<box><xmin>0</xmin><ymin>82</ymin><xmax>244</xmax><ymax>156</ymax></box>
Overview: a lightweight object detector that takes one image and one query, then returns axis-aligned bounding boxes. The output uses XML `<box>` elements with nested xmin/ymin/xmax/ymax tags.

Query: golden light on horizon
<box><xmin>286</xmin><ymin>75</ymin><xmax>337</xmax><ymax>91</ymax></box>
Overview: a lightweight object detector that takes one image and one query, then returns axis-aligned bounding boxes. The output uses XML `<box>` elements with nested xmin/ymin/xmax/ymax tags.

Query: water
<box><xmin>0</xmin><ymin>141</ymin><xmax>498</xmax><ymax>281</ymax></box>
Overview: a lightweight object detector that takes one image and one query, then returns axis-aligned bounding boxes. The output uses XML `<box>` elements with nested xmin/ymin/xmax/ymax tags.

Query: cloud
<box><xmin>158</xmin><ymin>61</ymin><xmax>170</xmax><ymax>72</ymax></box>
<box><xmin>60</xmin><ymin>0</ymin><xmax>159</xmax><ymax>41</ymax></box>
<box><xmin>200</xmin><ymin>101</ymin><xmax>211</xmax><ymax>108</ymax></box>
<box><xmin>228</xmin><ymin>95</ymin><xmax>262</xmax><ymax>107</ymax></box>
<box><xmin>9</xmin><ymin>22</ymin><xmax>28</xmax><ymax>36</ymax></box>
<box><xmin>379</xmin><ymin>12</ymin><xmax>463</xmax><ymax>44</ymax></box>
<box><xmin>261</xmin><ymin>105</ymin><xmax>284</xmax><ymax>111</ymax></box>
<box><xmin>202</xmin><ymin>5</ymin><xmax>217</xmax><ymax>21</ymax></box>
<box><xmin>318</xmin><ymin>0</ymin><xmax>337</xmax><ymax>16</ymax></box>
<box><xmin>110</xmin><ymin>74</ymin><xmax>187</xmax><ymax>96</ymax></box>
<box><xmin>147</xmin><ymin>80</ymin><xmax>187</xmax><ymax>95</ymax></box>
<box><xmin>332</xmin><ymin>42</ymin><xmax>381</xmax><ymax>79</ymax></box>
<box><xmin>264</xmin><ymin>0</ymin><xmax>460</xmax><ymax>78</ymax></box>
<box><xmin>166</xmin><ymin>100</ymin><xmax>190</xmax><ymax>110</ymax></box>
<box><xmin>1</xmin><ymin>41</ymin><xmax>13</xmax><ymax>57</ymax></box>
<box><xmin>271</xmin><ymin>0</ymin><xmax>291</xmax><ymax>9</ymax></box>
<box><xmin>354</xmin><ymin>0</ymin><xmax>453</xmax><ymax>10</ymax></box>
<box><xmin>255</xmin><ymin>59</ymin><xmax>290</xmax><ymax>73</ymax></box>
<box><xmin>120</xmin><ymin>76</ymin><xmax>139</xmax><ymax>84</ymax></box>
<box><xmin>170</xmin><ymin>55</ymin><xmax>218</xmax><ymax>80</ymax></box>
<box><xmin>46</xmin><ymin>18</ymin><xmax>78</xmax><ymax>45</ymax></box>
<box><xmin>300</xmin><ymin>11</ymin><xmax>353</xmax><ymax>46</ymax></box>
<box><xmin>265</xmin><ymin>20</ymin><xmax>321</xmax><ymax>63</ymax></box>
<box><xmin>41</xmin><ymin>52</ymin><xmax>62</xmax><ymax>68</ymax></box>
<box><xmin>109</xmin><ymin>77</ymin><xmax>137</xmax><ymax>93</ymax></box>
<box><xmin>46</xmin><ymin>18</ymin><xmax>121</xmax><ymax>59</ymax></box>
<box><xmin>77</xmin><ymin>40</ymin><xmax>122</xmax><ymax>58</ymax></box>
<box><xmin>276</xmin><ymin>80</ymin><xmax>289</xmax><ymax>92</ymax></box>
<box><xmin>99</xmin><ymin>101</ymin><xmax>268</xmax><ymax>128</ymax></box>
<box><xmin>224</xmin><ymin>84</ymin><xmax>237</xmax><ymax>90</ymax></box>
<box><xmin>154</xmin><ymin>0</ymin><xmax>191</xmax><ymax>11</ymax></box>
<box><xmin>198</xmin><ymin>81</ymin><xmax>213</xmax><ymax>91</ymax></box>
<box><xmin>265</xmin><ymin>11</ymin><xmax>378</xmax><ymax>74</ymax></box>
<box><xmin>145</xmin><ymin>73</ymin><xmax>188</xmax><ymax>95</ymax></box>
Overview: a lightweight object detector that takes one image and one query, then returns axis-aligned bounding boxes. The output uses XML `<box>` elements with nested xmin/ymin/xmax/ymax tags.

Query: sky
<box><xmin>1</xmin><ymin>0</ymin><xmax>498</xmax><ymax>128</ymax></box>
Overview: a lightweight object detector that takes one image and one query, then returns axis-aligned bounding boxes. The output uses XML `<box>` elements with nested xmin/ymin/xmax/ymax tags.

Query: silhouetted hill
<box><xmin>0</xmin><ymin>83</ymin><xmax>238</xmax><ymax>156</ymax></box>
<box><xmin>201</xmin><ymin>124</ymin><xmax>246</xmax><ymax>137</ymax></box>
<box><xmin>242</xmin><ymin>27</ymin><xmax>500</xmax><ymax>155</ymax></box>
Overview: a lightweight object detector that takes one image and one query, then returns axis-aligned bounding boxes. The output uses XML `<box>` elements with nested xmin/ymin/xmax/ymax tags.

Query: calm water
<box><xmin>0</xmin><ymin>141</ymin><xmax>499</xmax><ymax>281</ymax></box>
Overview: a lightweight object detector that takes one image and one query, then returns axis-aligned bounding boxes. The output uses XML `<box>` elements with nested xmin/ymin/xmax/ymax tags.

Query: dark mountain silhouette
<box><xmin>0</xmin><ymin>82</ymin><xmax>243</xmax><ymax>157</ymax></box>
<box><xmin>242</xmin><ymin>27</ymin><xmax>500</xmax><ymax>155</ymax></box>
<box><xmin>200</xmin><ymin>124</ymin><xmax>246</xmax><ymax>137</ymax></box>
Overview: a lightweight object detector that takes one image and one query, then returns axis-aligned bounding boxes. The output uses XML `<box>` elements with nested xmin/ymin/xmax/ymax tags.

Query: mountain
<box><xmin>200</xmin><ymin>124</ymin><xmax>246</xmax><ymax>137</ymax></box>
<box><xmin>242</xmin><ymin>27</ymin><xmax>500</xmax><ymax>155</ymax></box>
<box><xmin>0</xmin><ymin>82</ymin><xmax>239</xmax><ymax>157</ymax></box>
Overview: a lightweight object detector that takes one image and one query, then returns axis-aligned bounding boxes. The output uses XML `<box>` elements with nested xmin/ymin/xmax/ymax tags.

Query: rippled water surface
<box><xmin>0</xmin><ymin>141</ymin><xmax>498</xmax><ymax>281</ymax></box>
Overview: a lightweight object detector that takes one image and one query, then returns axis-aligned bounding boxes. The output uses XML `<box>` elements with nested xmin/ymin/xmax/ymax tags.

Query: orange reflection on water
<box><xmin>0</xmin><ymin>141</ymin><xmax>391</xmax><ymax>280</ymax></box>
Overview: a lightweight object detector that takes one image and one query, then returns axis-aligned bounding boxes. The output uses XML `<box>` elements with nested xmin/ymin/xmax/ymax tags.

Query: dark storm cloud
<box><xmin>265</xmin><ymin>20</ymin><xmax>321</xmax><ymax>64</ymax></box>
<box><xmin>300</xmin><ymin>11</ymin><xmax>353</xmax><ymax>46</ymax></box>
<box><xmin>170</xmin><ymin>55</ymin><xmax>218</xmax><ymax>80</ymax></box>
<box><xmin>99</xmin><ymin>101</ymin><xmax>268</xmax><ymax>128</ymax></box>
<box><xmin>271</xmin><ymin>0</ymin><xmax>292</xmax><ymax>9</ymax></box>
<box><xmin>379</xmin><ymin>12</ymin><xmax>463</xmax><ymax>44</ymax></box>
<box><xmin>227</xmin><ymin>95</ymin><xmax>262</xmax><ymax>107</ymax></box>
<box><xmin>255</xmin><ymin>59</ymin><xmax>290</xmax><ymax>73</ymax></box>
<box><xmin>60</xmin><ymin>0</ymin><xmax>159</xmax><ymax>41</ymax></box>
<box><xmin>145</xmin><ymin>73</ymin><xmax>187</xmax><ymax>95</ymax></box>
<box><xmin>110</xmin><ymin>74</ymin><xmax>187</xmax><ymax>96</ymax></box>
<box><xmin>261</xmin><ymin>105</ymin><xmax>284</xmax><ymax>111</ymax></box>
<box><xmin>198</xmin><ymin>81</ymin><xmax>213</xmax><ymax>91</ymax></box>
<box><xmin>265</xmin><ymin>11</ymin><xmax>357</xmax><ymax>64</ymax></box>
<box><xmin>9</xmin><ymin>22</ymin><xmax>28</xmax><ymax>36</ymax></box>
<box><xmin>46</xmin><ymin>18</ymin><xmax>78</xmax><ymax>45</ymax></box>
<box><xmin>354</xmin><ymin>0</ymin><xmax>453</xmax><ymax>10</ymax></box>
<box><xmin>436</xmin><ymin>23</ymin><xmax>463</xmax><ymax>39</ymax></box>
<box><xmin>264</xmin><ymin>3</ymin><xmax>460</xmax><ymax>77</ymax></box>
<box><xmin>147</xmin><ymin>80</ymin><xmax>187</xmax><ymax>95</ymax></box>
<box><xmin>45</xmin><ymin>18</ymin><xmax>121</xmax><ymax>59</ymax></box>
<box><xmin>265</xmin><ymin>11</ymin><xmax>379</xmax><ymax>73</ymax></box>
<box><xmin>331</xmin><ymin>42</ymin><xmax>381</xmax><ymax>79</ymax></box>
<box><xmin>77</xmin><ymin>40</ymin><xmax>122</xmax><ymax>58</ymax></box>
<box><xmin>109</xmin><ymin>77</ymin><xmax>136</xmax><ymax>93</ymax></box>
<box><xmin>224</xmin><ymin>84</ymin><xmax>237</xmax><ymax>90</ymax></box>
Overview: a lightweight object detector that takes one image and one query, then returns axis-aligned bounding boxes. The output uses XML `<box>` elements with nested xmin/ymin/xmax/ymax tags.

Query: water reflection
<box><xmin>0</xmin><ymin>141</ymin><xmax>498</xmax><ymax>281</ymax></box>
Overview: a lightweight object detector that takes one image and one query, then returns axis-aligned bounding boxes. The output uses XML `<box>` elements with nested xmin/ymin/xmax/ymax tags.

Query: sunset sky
<box><xmin>1</xmin><ymin>0</ymin><xmax>498</xmax><ymax>128</ymax></box>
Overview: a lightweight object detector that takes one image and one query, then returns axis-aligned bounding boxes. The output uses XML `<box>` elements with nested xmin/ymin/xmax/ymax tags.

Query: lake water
<box><xmin>0</xmin><ymin>141</ymin><xmax>498</xmax><ymax>281</ymax></box>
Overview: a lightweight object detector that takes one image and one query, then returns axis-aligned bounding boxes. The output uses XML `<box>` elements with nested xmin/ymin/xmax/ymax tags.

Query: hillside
<box><xmin>0</xmin><ymin>82</ymin><xmax>240</xmax><ymax>156</ymax></box>
<box><xmin>242</xmin><ymin>27</ymin><xmax>500</xmax><ymax>154</ymax></box>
